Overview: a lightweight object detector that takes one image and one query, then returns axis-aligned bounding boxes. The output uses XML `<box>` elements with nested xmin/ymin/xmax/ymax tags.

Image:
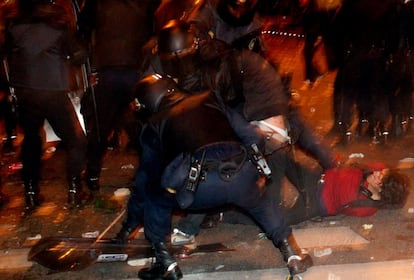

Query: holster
<box><xmin>184</xmin><ymin>151</ymin><xmax>206</xmax><ymax>193</ymax></box>
<box><xmin>161</xmin><ymin>142</ymin><xmax>248</xmax><ymax>209</ymax></box>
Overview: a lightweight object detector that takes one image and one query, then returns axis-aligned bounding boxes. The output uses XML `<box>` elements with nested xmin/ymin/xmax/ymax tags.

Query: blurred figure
<box><xmin>386</xmin><ymin>0</ymin><xmax>414</xmax><ymax>137</ymax></box>
<box><xmin>154</xmin><ymin>0</ymin><xmax>204</xmax><ymax>32</ymax></box>
<box><xmin>299</xmin><ymin>0</ymin><xmax>341</xmax><ymax>90</ymax></box>
<box><xmin>1</xmin><ymin>0</ymin><xmax>88</xmax><ymax>211</ymax></box>
<box><xmin>0</xmin><ymin>78</ymin><xmax>17</xmax><ymax>155</ymax></box>
<box><xmin>0</xmin><ymin>168</ymin><xmax>4</xmax><ymax>208</ymax></box>
<box><xmin>188</xmin><ymin>0</ymin><xmax>266</xmax><ymax>54</ymax></box>
<box><xmin>77</xmin><ymin>0</ymin><xmax>161</xmax><ymax>192</ymax></box>
<box><xmin>148</xmin><ymin>20</ymin><xmax>336</xmax><ymax>169</ymax></box>
<box><xmin>0</xmin><ymin>1</ymin><xmax>17</xmax><ymax>156</ymax></box>
<box><xmin>186</xmin><ymin>0</ymin><xmax>293</xmax><ymax>95</ymax></box>
<box><xmin>329</xmin><ymin>0</ymin><xmax>400</xmax><ymax>145</ymax></box>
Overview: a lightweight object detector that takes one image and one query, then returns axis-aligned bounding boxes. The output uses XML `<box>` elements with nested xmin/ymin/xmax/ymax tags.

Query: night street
<box><xmin>1</xmin><ymin>17</ymin><xmax>414</xmax><ymax>280</ymax></box>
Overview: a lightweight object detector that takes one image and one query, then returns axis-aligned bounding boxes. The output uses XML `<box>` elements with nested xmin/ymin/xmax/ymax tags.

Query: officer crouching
<box><xmin>131</xmin><ymin>74</ymin><xmax>313</xmax><ymax>280</ymax></box>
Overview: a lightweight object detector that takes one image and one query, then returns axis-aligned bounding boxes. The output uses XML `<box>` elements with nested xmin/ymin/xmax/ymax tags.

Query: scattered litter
<box><xmin>6</xmin><ymin>162</ymin><xmax>23</xmax><ymax>173</ymax></box>
<box><xmin>215</xmin><ymin>264</ymin><xmax>224</xmax><ymax>271</ymax></box>
<box><xmin>257</xmin><ymin>232</ymin><xmax>268</xmax><ymax>239</ymax></box>
<box><xmin>121</xmin><ymin>164</ymin><xmax>135</xmax><ymax>169</ymax></box>
<box><xmin>349</xmin><ymin>153</ymin><xmax>364</xmax><ymax>158</ymax></box>
<box><xmin>362</xmin><ymin>224</ymin><xmax>373</xmax><ymax>230</ymax></box>
<box><xmin>329</xmin><ymin>221</ymin><xmax>336</xmax><ymax>225</ymax></box>
<box><xmin>370</xmin><ymin>256</ymin><xmax>375</xmax><ymax>260</ymax></box>
<box><xmin>82</xmin><ymin>231</ymin><xmax>99</xmax><ymax>238</ymax></box>
<box><xmin>127</xmin><ymin>257</ymin><xmax>155</xmax><ymax>267</ymax></box>
<box><xmin>114</xmin><ymin>188</ymin><xmax>131</xmax><ymax>197</ymax></box>
<box><xmin>328</xmin><ymin>272</ymin><xmax>341</xmax><ymax>280</ymax></box>
<box><xmin>138</xmin><ymin>227</ymin><xmax>144</xmax><ymax>233</ymax></box>
<box><xmin>313</xmin><ymin>247</ymin><xmax>332</xmax><ymax>257</ymax></box>
<box><xmin>408</xmin><ymin>208</ymin><xmax>414</xmax><ymax>214</ymax></box>
<box><xmin>397</xmin><ymin>158</ymin><xmax>414</xmax><ymax>169</ymax></box>
<box><xmin>97</xmin><ymin>254</ymin><xmax>128</xmax><ymax>262</ymax></box>
<box><xmin>26</xmin><ymin>234</ymin><xmax>42</xmax><ymax>241</ymax></box>
<box><xmin>399</xmin><ymin>157</ymin><xmax>414</xmax><ymax>162</ymax></box>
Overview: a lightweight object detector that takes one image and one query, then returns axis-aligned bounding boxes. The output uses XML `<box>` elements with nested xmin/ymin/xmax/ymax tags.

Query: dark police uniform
<box><xmin>125</xmin><ymin>75</ymin><xmax>312</xmax><ymax>279</ymax></box>
<box><xmin>140</xmin><ymin>91</ymin><xmax>291</xmax><ymax>246</ymax></box>
<box><xmin>4</xmin><ymin>1</ymin><xmax>87</xmax><ymax>209</ymax></box>
<box><xmin>77</xmin><ymin>0</ymin><xmax>161</xmax><ymax>191</ymax></box>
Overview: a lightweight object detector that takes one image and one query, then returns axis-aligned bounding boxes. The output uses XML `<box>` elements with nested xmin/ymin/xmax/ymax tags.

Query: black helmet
<box><xmin>217</xmin><ymin>0</ymin><xmax>259</xmax><ymax>27</ymax></box>
<box><xmin>157</xmin><ymin>20</ymin><xmax>198</xmax><ymax>58</ymax></box>
<box><xmin>134</xmin><ymin>74</ymin><xmax>185</xmax><ymax>113</ymax></box>
<box><xmin>157</xmin><ymin>20</ymin><xmax>201</xmax><ymax>80</ymax></box>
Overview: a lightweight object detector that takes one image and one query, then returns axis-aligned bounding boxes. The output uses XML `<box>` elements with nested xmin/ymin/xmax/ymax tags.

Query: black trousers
<box><xmin>16</xmin><ymin>87</ymin><xmax>87</xmax><ymax>183</ymax></box>
<box><xmin>82</xmin><ymin>68</ymin><xmax>140</xmax><ymax>178</ymax></box>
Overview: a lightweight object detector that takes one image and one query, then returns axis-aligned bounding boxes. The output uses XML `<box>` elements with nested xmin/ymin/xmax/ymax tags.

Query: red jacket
<box><xmin>321</xmin><ymin>167</ymin><xmax>378</xmax><ymax>217</ymax></box>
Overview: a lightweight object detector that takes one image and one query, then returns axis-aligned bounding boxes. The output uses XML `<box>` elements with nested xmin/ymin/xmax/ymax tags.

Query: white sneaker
<box><xmin>171</xmin><ymin>228</ymin><xmax>195</xmax><ymax>246</ymax></box>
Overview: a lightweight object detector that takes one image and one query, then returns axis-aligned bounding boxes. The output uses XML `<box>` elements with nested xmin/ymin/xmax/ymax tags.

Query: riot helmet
<box><xmin>217</xmin><ymin>0</ymin><xmax>259</xmax><ymax>27</ymax></box>
<box><xmin>157</xmin><ymin>20</ymin><xmax>201</xmax><ymax>80</ymax></box>
<box><xmin>134</xmin><ymin>74</ymin><xmax>185</xmax><ymax>114</ymax></box>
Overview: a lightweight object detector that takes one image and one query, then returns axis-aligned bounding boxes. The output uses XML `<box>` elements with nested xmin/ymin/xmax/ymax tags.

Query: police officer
<box><xmin>131</xmin><ymin>74</ymin><xmax>312</xmax><ymax>279</ymax></box>
<box><xmin>2</xmin><ymin>0</ymin><xmax>88</xmax><ymax>210</ymax></box>
<box><xmin>149</xmin><ymin>20</ymin><xmax>335</xmax><ymax>168</ymax></box>
<box><xmin>329</xmin><ymin>0</ymin><xmax>400</xmax><ymax>145</ymax></box>
<box><xmin>300</xmin><ymin>0</ymin><xmax>340</xmax><ymax>89</ymax></box>
<box><xmin>77</xmin><ymin>0</ymin><xmax>161</xmax><ymax>192</ymax></box>
<box><xmin>188</xmin><ymin>0</ymin><xmax>265</xmax><ymax>53</ymax></box>
<box><xmin>117</xmin><ymin>19</ymin><xmax>335</xmax><ymax>244</ymax></box>
<box><xmin>0</xmin><ymin>169</ymin><xmax>4</xmax><ymax>208</ymax></box>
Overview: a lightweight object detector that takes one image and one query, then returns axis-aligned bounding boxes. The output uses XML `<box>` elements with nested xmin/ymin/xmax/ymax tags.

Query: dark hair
<box><xmin>380</xmin><ymin>169</ymin><xmax>411</xmax><ymax>209</ymax></box>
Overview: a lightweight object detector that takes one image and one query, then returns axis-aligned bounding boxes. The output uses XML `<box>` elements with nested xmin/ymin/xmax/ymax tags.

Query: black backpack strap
<box><xmin>339</xmin><ymin>185</ymin><xmax>384</xmax><ymax>212</ymax></box>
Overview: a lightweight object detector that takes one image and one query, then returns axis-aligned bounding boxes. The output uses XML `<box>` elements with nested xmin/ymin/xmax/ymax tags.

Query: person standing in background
<box><xmin>299</xmin><ymin>0</ymin><xmax>341</xmax><ymax>90</ymax></box>
<box><xmin>77</xmin><ymin>0</ymin><xmax>161</xmax><ymax>193</ymax></box>
<box><xmin>1</xmin><ymin>0</ymin><xmax>88</xmax><ymax>211</ymax></box>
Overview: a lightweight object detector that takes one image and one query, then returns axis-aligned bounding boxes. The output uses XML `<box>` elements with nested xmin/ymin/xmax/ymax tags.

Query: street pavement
<box><xmin>168</xmin><ymin>259</ymin><xmax>414</xmax><ymax>280</ymax></box>
<box><xmin>1</xmin><ymin>17</ymin><xmax>414</xmax><ymax>280</ymax></box>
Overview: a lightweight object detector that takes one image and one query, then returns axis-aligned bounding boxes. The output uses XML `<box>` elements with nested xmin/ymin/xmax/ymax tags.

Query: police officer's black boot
<box><xmin>407</xmin><ymin>115</ymin><xmax>414</xmax><ymax>134</ymax></box>
<box><xmin>0</xmin><ymin>193</ymin><xmax>4</xmax><ymax>209</ymax></box>
<box><xmin>67</xmin><ymin>176</ymin><xmax>83</xmax><ymax>208</ymax></box>
<box><xmin>357</xmin><ymin>118</ymin><xmax>369</xmax><ymax>138</ymax></box>
<box><xmin>138</xmin><ymin>242</ymin><xmax>183</xmax><ymax>280</ymax></box>
<box><xmin>86</xmin><ymin>176</ymin><xmax>100</xmax><ymax>193</ymax></box>
<box><xmin>372</xmin><ymin>122</ymin><xmax>390</xmax><ymax>145</ymax></box>
<box><xmin>276</xmin><ymin>233</ymin><xmax>313</xmax><ymax>275</ymax></box>
<box><xmin>114</xmin><ymin>223</ymin><xmax>135</xmax><ymax>244</ymax></box>
<box><xmin>330</xmin><ymin>122</ymin><xmax>352</xmax><ymax>146</ymax></box>
<box><xmin>24</xmin><ymin>179</ymin><xmax>40</xmax><ymax>211</ymax></box>
<box><xmin>0</xmin><ymin>177</ymin><xmax>6</xmax><ymax>209</ymax></box>
<box><xmin>2</xmin><ymin>137</ymin><xmax>15</xmax><ymax>155</ymax></box>
<box><xmin>391</xmin><ymin>114</ymin><xmax>401</xmax><ymax>138</ymax></box>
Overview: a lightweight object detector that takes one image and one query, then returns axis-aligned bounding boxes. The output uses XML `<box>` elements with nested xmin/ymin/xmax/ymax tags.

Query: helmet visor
<box><xmin>160</xmin><ymin>49</ymin><xmax>200</xmax><ymax>80</ymax></box>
